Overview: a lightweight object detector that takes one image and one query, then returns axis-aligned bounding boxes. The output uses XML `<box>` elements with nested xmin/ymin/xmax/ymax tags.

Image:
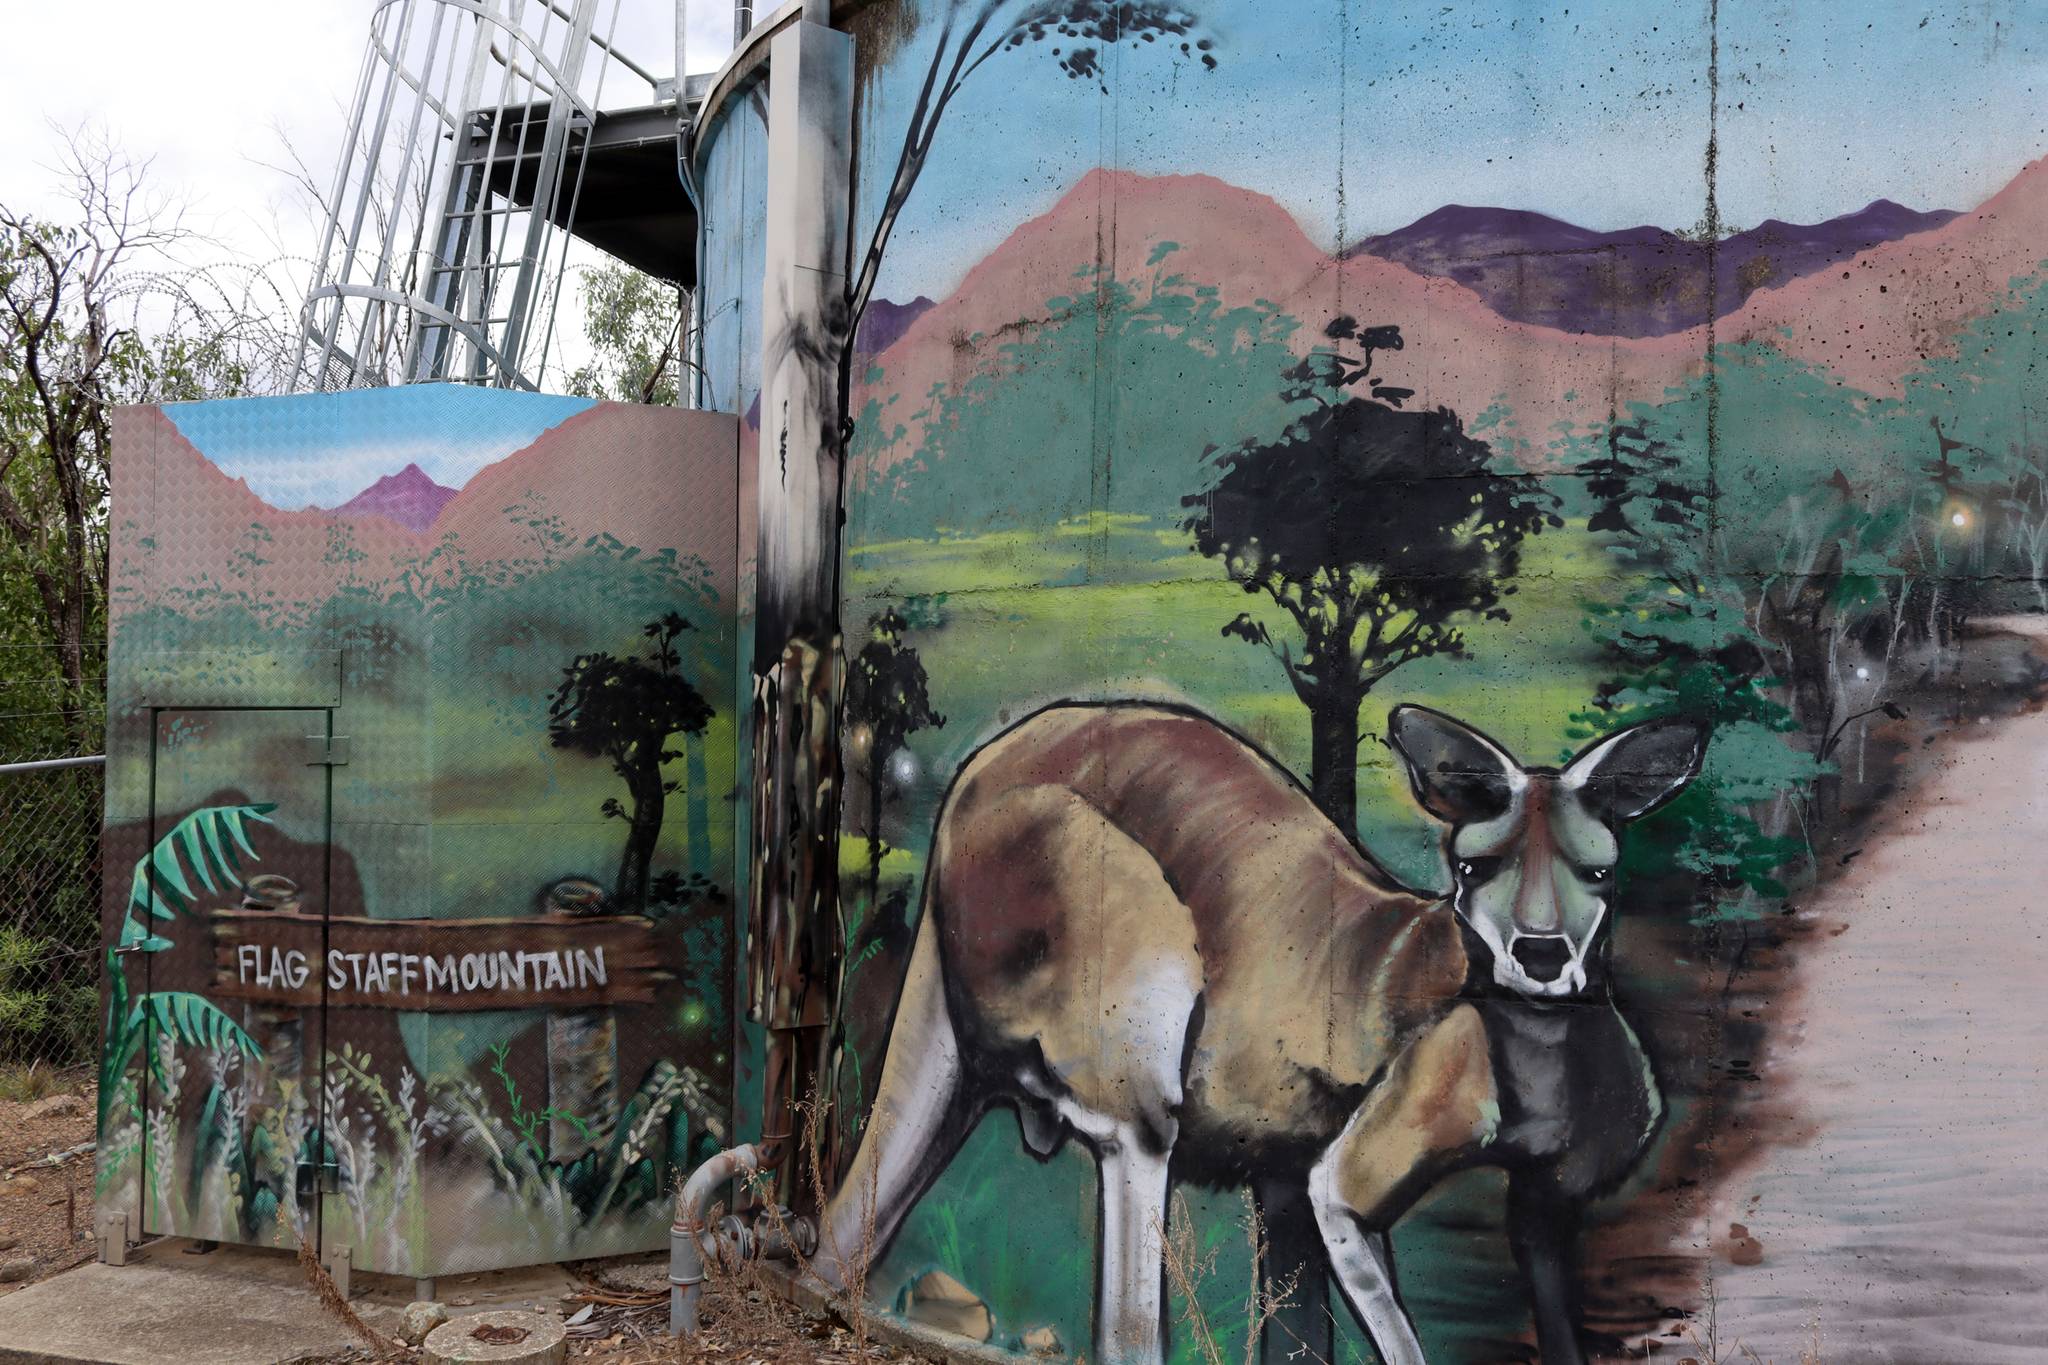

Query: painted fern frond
<box><xmin>130</xmin><ymin>992</ymin><xmax>259</xmax><ymax>1060</ymax></box>
<box><xmin>121</xmin><ymin>803</ymin><xmax>277</xmax><ymax>944</ymax></box>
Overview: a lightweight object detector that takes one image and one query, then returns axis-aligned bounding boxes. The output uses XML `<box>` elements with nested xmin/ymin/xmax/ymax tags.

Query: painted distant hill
<box><xmin>852</xmin><ymin>158</ymin><xmax>2048</xmax><ymax>481</ymax></box>
<box><xmin>851</xmin><ymin>168</ymin><xmax>1704</xmax><ymax>474</ymax></box>
<box><xmin>1349</xmin><ymin>199</ymin><xmax>1960</xmax><ymax>337</ymax></box>
<box><xmin>854</xmin><ymin>296</ymin><xmax>936</xmax><ymax>357</ymax></box>
<box><xmin>119</xmin><ymin>403</ymin><xmax>731</xmax><ymax>618</ymax></box>
<box><xmin>329</xmin><ymin>462</ymin><xmax>458</xmax><ymax>531</ymax></box>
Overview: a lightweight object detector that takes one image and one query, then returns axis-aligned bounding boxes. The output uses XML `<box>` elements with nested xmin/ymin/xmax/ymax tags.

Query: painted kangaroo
<box><xmin>812</xmin><ymin>700</ymin><xmax>1705</xmax><ymax>1365</ymax></box>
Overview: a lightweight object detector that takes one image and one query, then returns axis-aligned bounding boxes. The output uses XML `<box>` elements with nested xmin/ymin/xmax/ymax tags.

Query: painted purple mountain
<box><xmin>329</xmin><ymin>462</ymin><xmax>458</xmax><ymax>532</ymax></box>
<box><xmin>1349</xmin><ymin>199</ymin><xmax>1961</xmax><ymax>337</ymax></box>
<box><xmin>854</xmin><ymin>295</ymin><xmax>936</xmax><ymax>358</ymax></box>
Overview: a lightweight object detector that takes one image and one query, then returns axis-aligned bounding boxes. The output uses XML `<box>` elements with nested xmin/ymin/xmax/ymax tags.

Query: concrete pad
<box><xmin>0</xmin><ymin>1239</ymin><xmax>580</xmax><ymax>1365</ymax></box>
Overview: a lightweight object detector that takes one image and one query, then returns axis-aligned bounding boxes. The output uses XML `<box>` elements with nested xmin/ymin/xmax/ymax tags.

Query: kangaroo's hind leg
<box><xmin>936</xmin><ymin>782</ymin><xmax>1204</xmax><ymax>1364</ymax></box>
<box><xmin>967</xmin><ymin>786</ymin><xmax>1201</xmax><ymax>1365</ymax></box>
<box><xmin>815</xmin><ymin>914</ymin><xmax>976</xmax><ymax>1290</ymax></box>
<box><xmin>1253</xmin><ymin>1175</ymin><xmax>1333</xmax><ymax>1365</ymax></box>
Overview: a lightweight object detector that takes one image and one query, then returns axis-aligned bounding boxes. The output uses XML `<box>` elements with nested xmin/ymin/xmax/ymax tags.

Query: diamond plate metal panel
<box><xmin>103</xmin><ymin>390</ymin><xmax>741</xmax><ymax>1276</ymax></box>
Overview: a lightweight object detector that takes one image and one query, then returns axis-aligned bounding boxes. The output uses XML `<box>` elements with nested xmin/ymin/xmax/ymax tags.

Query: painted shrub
<box><xmin>100</xmin><ymin>390</ymin><xmax>741</xmax><ymax>1276</ymax></box>
<box><xmin>696</xmin><ymin>2</ymin><xmax>2048</xmax><ymax>1361</ymax></box>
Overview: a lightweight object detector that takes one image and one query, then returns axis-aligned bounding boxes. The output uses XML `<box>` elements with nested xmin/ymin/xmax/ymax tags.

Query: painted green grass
<box><xmin>848</xmin><ymin>512</ymin><xmax>1610</xmax><ymax>888</ymax></box>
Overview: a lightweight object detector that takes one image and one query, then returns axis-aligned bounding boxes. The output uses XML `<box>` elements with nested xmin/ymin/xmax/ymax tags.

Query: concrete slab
<box><xmin>0</xmin><ymin>1239</ymin><xmax>580</xmax><ymax>1365</ymax></box>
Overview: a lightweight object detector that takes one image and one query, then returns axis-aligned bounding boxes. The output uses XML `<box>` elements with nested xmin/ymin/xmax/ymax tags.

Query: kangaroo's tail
<box><xmin>813</xmin><ymin>903</ymin><xmax>971</xmax><ymax>1290</ymax></box>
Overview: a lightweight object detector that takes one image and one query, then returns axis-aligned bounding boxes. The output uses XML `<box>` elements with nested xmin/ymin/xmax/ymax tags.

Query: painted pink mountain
<box><xmin>854</xmin><ymin>159</ymin><xmax>2048</xmax><ymax>477</ymax></box>
<box><xmin>1350</xmin><ymin>199</ymin><xmax>1960</xmax><ymax>338</ymax></box>
<box><xmin>111</xmin><ymin>403</ymin><xmax>734</xmax><ymax>617</ymax></box>
<box><xmin>328</xmin><ymin>462</ymin><xmax>458</xmax><ymax>532</ymax></box>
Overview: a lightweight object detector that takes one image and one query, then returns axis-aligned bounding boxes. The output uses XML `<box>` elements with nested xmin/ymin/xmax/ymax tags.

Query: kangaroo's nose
<box><xmin>1512</xmin><ymin>936</ymin><xmax>1573</xmax><ymax>983</ymax></box>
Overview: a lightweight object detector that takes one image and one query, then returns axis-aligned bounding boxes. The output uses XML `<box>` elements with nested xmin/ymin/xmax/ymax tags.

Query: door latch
<box><xmin>303</xmin><ymin>734</ymin><xmax>351</xmax><ymax>768</ymax></box>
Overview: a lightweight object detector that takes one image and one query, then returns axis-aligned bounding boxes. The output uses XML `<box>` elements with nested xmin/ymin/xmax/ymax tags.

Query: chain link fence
<box><xmin>1</xmin><ymin>653</ymin><xmax>105</xmax><ymax>1072</ymax></box>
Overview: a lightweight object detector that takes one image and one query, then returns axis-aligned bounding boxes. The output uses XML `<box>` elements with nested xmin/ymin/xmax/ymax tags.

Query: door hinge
<box><xmin>296</xmin><ymin>1158</ymin><xmax>341</xmax><ymax>1197</ymax></box>
<box><xmin>304</xmin><ymin>734</ymin><xmax>351</xmax><ymax>768</ymax></box>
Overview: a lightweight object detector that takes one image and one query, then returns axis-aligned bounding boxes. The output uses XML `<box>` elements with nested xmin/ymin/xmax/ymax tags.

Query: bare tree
<box><xmin>0</xmin><ymin>128</ymin><xmax>293</xmax><ymax>747</ymax></box>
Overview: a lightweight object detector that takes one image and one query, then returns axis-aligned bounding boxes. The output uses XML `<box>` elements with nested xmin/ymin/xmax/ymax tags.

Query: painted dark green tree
<box><xmin>1569</xmin><ymin>418</ymin><xmax>1815</xmax><ymax>907</ymax></box>
<box><xmin>843</xmin><ymin>607</ymin><xmax>945</xmax><ymax>905</ymax></box>
<box><xmin>1182</xmin><ymin>318</ymin><xmax>1556</xmax><ymax>833</ymax></box>
<box><xmin>548</xmin><ymin>613</ymin><xmax>714</xmax><ymax>910</ymax></box>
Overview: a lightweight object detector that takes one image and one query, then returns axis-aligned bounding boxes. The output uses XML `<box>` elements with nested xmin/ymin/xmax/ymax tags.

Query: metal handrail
<box><xmin>301</xmin><ymin>282</ymin><xmax>540</xmax><ymax>390</ymax></box>
<box><xmin>0</xmin><ymin>755</ymin><xmax>105</xmax><ymax>775</ymax></box>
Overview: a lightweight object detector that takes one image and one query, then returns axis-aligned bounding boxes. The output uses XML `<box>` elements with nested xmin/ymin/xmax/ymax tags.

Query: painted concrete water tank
<box><xmin>697</xmin><ymin>4</ymin><xmax>2048</xmax><ymax>1361</ymax></box>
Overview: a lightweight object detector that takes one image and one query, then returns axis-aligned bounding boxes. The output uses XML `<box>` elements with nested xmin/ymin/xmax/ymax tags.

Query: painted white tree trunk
<box><xmin>748</xmin><ymin>14</ymin><xmax>855</xmax><ymax>1202</ymax></box>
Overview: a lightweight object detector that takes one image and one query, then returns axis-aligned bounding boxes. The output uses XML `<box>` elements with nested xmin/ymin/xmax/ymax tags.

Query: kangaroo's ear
<box><xmin>1386</xmin><ymin>705</ymin><xmax>1520</xmax><ymax>825</ymax></box>
<box><xmin>1561</xmin><ymin>716</ymin><xmax>1708</xmax><ymax>822</ymax></box>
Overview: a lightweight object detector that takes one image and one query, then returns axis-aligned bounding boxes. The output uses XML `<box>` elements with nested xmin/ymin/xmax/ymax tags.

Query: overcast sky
<box><xmin>0</xmin><ymin>0</ymin><xmax>738</xmax><ymax>379</ymax></box>
<box><xmin>0</xmin><ymin>0</ymin><xmax>738</xmax><ymax>229</ymax></box>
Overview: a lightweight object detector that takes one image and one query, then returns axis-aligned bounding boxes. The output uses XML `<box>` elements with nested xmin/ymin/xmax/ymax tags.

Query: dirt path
<box><xmin>0</xmin><ymin>1075</ymin><xmax>95</xmax><ymax>1291</ymax></box>
<box><xmin>1702</xmin><ymin>618</ymin><xmax>2048</xmax><ymax>1363</ymax></box>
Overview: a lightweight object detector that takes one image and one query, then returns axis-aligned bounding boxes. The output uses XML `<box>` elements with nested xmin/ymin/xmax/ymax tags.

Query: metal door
<box><xmin>136</xmin><ymin>707</ymin><xmax>335</xmax><ymax>1252</ymax></box>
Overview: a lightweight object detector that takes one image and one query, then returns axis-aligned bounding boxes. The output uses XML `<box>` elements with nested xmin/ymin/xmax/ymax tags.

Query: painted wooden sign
<box><xmin>209</xmin><ymin>909</ymin><xmax>667</xmax><ymax>1010</ymax></box>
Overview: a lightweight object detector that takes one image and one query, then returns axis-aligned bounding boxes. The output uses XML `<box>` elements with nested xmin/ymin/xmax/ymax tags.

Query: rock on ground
<box><xmin>399</xmin><ymin>1299</ymin><xmax>451</xmax><ymax>1346</ymax></box>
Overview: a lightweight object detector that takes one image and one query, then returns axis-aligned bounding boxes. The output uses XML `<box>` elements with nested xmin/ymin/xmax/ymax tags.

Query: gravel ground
<box><xmin>0</xmin><ymin>1069</ymin><xmax>98</xmax><ymax>1293</ymax></box>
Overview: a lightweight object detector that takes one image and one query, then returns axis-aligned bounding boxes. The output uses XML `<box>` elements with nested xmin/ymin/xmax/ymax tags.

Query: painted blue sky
<box><xmin>164</xmin><ymin>386</ymin><xmax>594</xmax><ymax>512</ymax></box>
<box><xmin>858</xmin><ymin>0</ymin><xmax>2048</xmax><ymax>301</ymax></box>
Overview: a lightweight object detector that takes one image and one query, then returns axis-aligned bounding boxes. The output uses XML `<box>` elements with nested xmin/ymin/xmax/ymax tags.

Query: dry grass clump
<box><xmin>1157</xmin><ymin>1189</ymin><xmax>1308</xmax><ymax>1365</ymax></box>
<box><xmin>1670</xmin><ymin>1276</ymin><xmax>1824</xmax><ymax>1365</ymax></box>
<box><xmin>0</xmin><ymin>1061</ymin><xmax>65</xmax><ymax>1103</ymax></box>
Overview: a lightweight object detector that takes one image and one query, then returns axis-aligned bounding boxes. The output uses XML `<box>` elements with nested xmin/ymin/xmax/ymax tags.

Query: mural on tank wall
<box><xmin>671</xmin><ymin>0</ymin><xmax>2048</xmax><ymax>1358</ymax></box>
<box><xmin>690</xmin><ymin>0</ymin><xmax>2048</xmax><ymax>1361</ymax></box>
<box><xmin>100</xmin><ymin>390</ymin><xmax>739</xmax><ymax>1276</ymax></box>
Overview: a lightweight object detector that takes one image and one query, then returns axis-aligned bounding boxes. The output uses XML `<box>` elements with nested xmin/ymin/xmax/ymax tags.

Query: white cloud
<box><xmin>1</xmin><ymin>1</ymin><xmax>737</xmax><ymax>385</ymax></box>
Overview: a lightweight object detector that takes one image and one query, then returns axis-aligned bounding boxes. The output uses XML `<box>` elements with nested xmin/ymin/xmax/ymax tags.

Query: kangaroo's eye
<box><xmin>1583</xmin><ymin>866</ymin><xmax>1613</xmax><ymax>884</ymax></box>
<box><xmin>1456</xmin><ymin>857</ymin><xmax>1502</xmax><ymax>881</ymax></box>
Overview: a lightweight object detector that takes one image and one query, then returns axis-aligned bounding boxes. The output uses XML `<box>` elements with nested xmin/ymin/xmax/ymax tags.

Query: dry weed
<box><xmin>1157</xmin><ymin>1189</ymin><xmax>1303</xmax><ymax>1365</ymax></box>
<box><xmin>1673</xmin><ymin>1270</ymin><xmax>1827</xmax><ymax>1365</ymax></box>
<box><xmin>794</xmin><ymin>1083</ymin><xmax>883</xmax><ymax>1351</ymax></box>
<box><xmin>276</xmin><ymin>1200</ymin><xmax>391</xmax><ymax>1354</ymax></box>
<box><xmin>0</xmin><ymin>1060</ymin><xmax>62</xmax><ymax>1103</ymax></box>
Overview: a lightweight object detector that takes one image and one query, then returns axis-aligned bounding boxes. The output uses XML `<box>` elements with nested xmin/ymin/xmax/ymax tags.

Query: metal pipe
<box><xmin>0</xmin><ymin>755</ymin><xmax>105</xmax><ymax>775</ymax></box>
<box><xmin>536</xmin><ymin>0</ymin><xmax>659</xmax><ymax>83</ymax></box>
<box><xmin>669</xmin><ymin>1142</ymin><xmax>762</xmax><ymax>1337</ymax></box>
<box><xmin>733</xmin><ymin>0</ymin><xmax>751</xmax><ymax>45</ymax></box>
<box><xmin>684</xmin><ymin>0</ymin><xmax>700</xmax><ymax>100</ymax></box>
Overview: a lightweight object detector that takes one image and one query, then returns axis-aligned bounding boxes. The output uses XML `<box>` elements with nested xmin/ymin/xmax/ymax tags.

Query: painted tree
<box><xmin>1904</xmin><ymin>271</ymin><xmax>2048</xmax><ymax>612</ymax></box>
<box><xmin>1570</xmin><ymin>416</ymin><xmax>1815</xmax><ymax>905</ymax></box>
<box><xmin>548</xmin><ymin>613</ymin><xmax>714</xmax><ymax>910</ymax></box>
<box><xmin>1182</xmin><ymin>318</ymin><xmax>1556</xmax><ymax>833</ymax></box>
<box><xmin>748</xmin><ymin>0</ymin><xmax>1221</xmax><ymax>1196</ymax></box>
<box><xmin>843</xmin><ymin>607</ymin><xmax>945</xmax><ymax>903</ymax></box>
